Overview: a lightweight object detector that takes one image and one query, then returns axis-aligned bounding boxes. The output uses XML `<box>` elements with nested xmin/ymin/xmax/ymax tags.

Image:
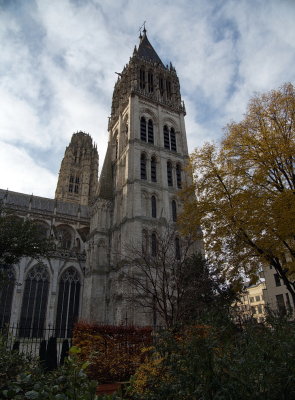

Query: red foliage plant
<box><xmin>73</xmin><ymin>322</ymin><xmax>153</xmax><ymax>383</ymax></box>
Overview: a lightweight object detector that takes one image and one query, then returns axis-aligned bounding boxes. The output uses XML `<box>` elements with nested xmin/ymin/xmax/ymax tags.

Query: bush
<box><xmin>73</xmin><ymin>322</ymin><xmax>152</xmax><ymax>383</ymax></box>
<box><xmin>0</xmin><ymin>338</ymin><xmax>99</xmax><ymax>400</ymax></box>
<box><xmin>130</xmin><ymin>317</ymin><xmax>295</xmax><ymax>400</ymax></box>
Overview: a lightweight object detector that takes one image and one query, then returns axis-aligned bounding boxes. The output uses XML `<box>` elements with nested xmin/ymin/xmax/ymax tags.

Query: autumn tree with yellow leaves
<box><xmin>180</xmin><ymin>83</ymin><xmax>295</xmax><ymax>304</ymax></box>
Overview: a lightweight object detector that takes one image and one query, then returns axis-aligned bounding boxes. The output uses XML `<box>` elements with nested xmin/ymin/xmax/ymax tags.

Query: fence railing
<box><xmin>0</xmin><ymin>324</ymin><xmax>72</xmax><ymax>366</ymax></box>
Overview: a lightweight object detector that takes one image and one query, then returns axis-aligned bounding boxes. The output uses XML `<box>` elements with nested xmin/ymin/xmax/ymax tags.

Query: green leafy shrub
<box><xmin>0</xmin><ymin>339</ymin><xmax>99</xmax><ymax>400</ymax></box>
<box><xmin>130</xmin><ymin>317</ymin><xmax>295</xmax><ymax>400</ymax></box>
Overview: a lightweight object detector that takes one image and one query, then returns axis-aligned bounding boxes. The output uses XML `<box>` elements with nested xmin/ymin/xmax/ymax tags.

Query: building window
<box><xmin>19</xmin><ymin>264</ymin><xmax>49</xmax><ymax>338</ymax></box>
<box><xmin>159</xmin><ymin>76</ymin><xmax>164</xmax><ymax>96</ymax></box>
<box><xmin>141</xmin><ymin>153</ymin><xmax>147</xmax><ymax>180</ymax></box>
<box><xmin>257</xmin><ymin>304</ymin><xmax>263</xmax><ymax>314</ymax></box>
<box><xmin>276</xmin><ymin>294</ymin><xmax>286</xmax><ymax>315</ymax></box>
<box><xmin>164</xmin><ymin>125</ymin><xmax>170</xmax><ymax>149</ymax></box>
<box><xmin>140</xmin><ymin>117</ymin><xmax>147</xmax><ymax>141</ymax></box>
<box><xmin>57</xmin><ymin>227</ymin><xmax>72</xmax><ymax>249</ymax></box>
<box><xmin>251</xmin><ymin>306</ymin><xmax>256</xmax><ymax>314</ymax></box>
<box><xmin>163</xmin><ymin>126</ymin><xmax>177</xmax><ymax>151</ymax></box>
<box><xmin>148</xmin><ymin>70</ymin><xmax>154</xmax><ymax>93</ymax></box>
<box><xmin>255</xmin><ymin>295</ymin><xmax>260</xmax><ymax>301</ymax></box>
<box><xmin>0</xmin><ymin>266</ymin><xmax>15</xmax><ymax>327</ymax></box>
<box><xmin>249</xmin><ymin>297</ymin><xmax>254</xmax><ymax>303</ymax></box>
<box><xmin>167</xmin><ymin>161</ymin><xmax>173</xmax><ymax>187</ymax></box>
<box><xmin>172</xmin><ymin>200</ymin><xmax>177</xmax><ymax>222</ymax></box>
<box><xmin>166</xmin><ymin>79</ymin><xmax>171</xmax><ymax>99</ymax></box>
<box><xmin>55</xmin><ymin>267</ymin><xmax>81</xmax><ymax>338</ymax></box>
<box><xmin>175</xmin><ymin>237</ymin><xmax>181</xmax><ymax>260</ymax></box>
<box><xmin>148</xmin><ymin>119</ymin><xmax>154</xmax><ymax>144</ymax></box>
<box><xmin>69</xmin><ymin>175</ymin><xmax>74</xmax><ymax>192</ymax></box>
<box><xmin>170</xmin><ymin>128</ymin><xmax>176</xmax><ymax>151</ymax></box>
<box><xmin>176</xmin><ymin>164</ymin><xmax>182</xmax><ymax>188</ymax></box>
<box><xmin>140</xmin><ymin>67</ymin><xmax>145</xmax><ymax>90</ymax></box>
<box><xmin>274</xmin><ymin>273</ymin><xmax>281</xmax><ymax>286</ymax></box>
<box><xmin>151</xmin><ymin>233</ymin><xmax>157</xmax><ymax>257</ymax></box>
<box><xmin>142</xmin><ymin>229</ymin><xmax>148</xmax><ymax>253</ymax></box>
<box><xmin>141</xmin><ymin>117</ymin><xmax>154</xmax><ymax>144</ymax></box>
<box><xmin>151</xmin><ymin>196</ymin><xmax>157</xmax><ymax>218</ymax></box>
<box><xmin>151</xmin><ymin>156</ymin><xmax>157</xmax><ymax>182</ymax></box>
<box><xmin>74</xmin><ymin>176</ymin><xmax>79</xmax><ymax>194</ymax></box>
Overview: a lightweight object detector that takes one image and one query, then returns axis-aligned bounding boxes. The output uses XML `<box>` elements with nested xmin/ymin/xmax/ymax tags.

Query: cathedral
<box><xmin>0</xmin><ymin>29</ymin><xmax>203</xmax><ymax>333</ymax></box>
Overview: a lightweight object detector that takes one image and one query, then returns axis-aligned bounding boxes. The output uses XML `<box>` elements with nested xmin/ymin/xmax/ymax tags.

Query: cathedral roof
<box><xmin>137</xmin><ymin>29</ymin><xmax>164</xmax><ymax>67</ymax></box>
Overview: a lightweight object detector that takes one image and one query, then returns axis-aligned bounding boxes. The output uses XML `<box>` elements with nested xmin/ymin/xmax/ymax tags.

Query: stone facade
<box><xmin>0</xmin><ymin>30</ymin><xmax>202</xmax><ymax>331</ymax></box>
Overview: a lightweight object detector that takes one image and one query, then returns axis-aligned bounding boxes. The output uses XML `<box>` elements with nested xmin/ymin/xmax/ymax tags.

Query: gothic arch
<box><xmin>55</xmin><ymin>266</ymin><xmax>81</xmax><ymax>337</ymax></box>
<box><xmin>19</xmin><ymin>263</ymin><xmax>50</xmax><ymax>337</ymax></box>
<box><xmin>56</xmin><ymin>224</ymin><xmax>75</xmax><ymax>250</ymax></box>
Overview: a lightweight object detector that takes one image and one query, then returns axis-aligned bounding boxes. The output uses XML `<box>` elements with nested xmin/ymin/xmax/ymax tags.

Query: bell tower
<box><xmin>83</xmin><ymin>29</ymin><xmax>202</xmax><ymax>325</ymax></box>
<box><xmin>55</xmin><ymin>131</ymin><xmax>99</xmax><ymax>206</ymax></box>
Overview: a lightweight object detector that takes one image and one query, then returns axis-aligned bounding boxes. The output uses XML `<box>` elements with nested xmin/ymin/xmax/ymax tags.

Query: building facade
<box><xmin>0</xmin><ymin>30</ymin><xmax>202</xmax><ymax>332</ymax></box>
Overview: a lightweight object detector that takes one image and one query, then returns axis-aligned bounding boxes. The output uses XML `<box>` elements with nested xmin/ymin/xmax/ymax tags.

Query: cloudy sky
<box><xmin>1</xmin><ymin>0</ymin><xmax>295</xmax><ymax>198</ymax></box>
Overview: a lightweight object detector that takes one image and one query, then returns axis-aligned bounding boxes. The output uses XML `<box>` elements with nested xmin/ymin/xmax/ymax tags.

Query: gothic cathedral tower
<box><xmin>55</xmin><ymin>131</ymin><xmax>99</xmax><ymax>206</ymax></box>
<box><xmin>82</xmin><ymin>29</ymin><xmax>202</xmax><ymax>325</ymax></box>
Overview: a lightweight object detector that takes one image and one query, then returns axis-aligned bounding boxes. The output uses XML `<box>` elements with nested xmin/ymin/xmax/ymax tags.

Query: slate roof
<box><xmin>137</xmin><ymin>30</ymin><xmax>164</xmax><ymax>67</ymax></box>
<box><xmin>0</xmin><ymin>188</ymin><xmax>89</xmax><ymax>219</ymax></box>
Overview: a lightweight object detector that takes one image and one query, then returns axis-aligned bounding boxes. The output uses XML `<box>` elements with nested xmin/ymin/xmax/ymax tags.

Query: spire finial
<box><xmin>138</xmin><ymin>21</ymin><xmax>146</xmax><ymax>40</ymax></box>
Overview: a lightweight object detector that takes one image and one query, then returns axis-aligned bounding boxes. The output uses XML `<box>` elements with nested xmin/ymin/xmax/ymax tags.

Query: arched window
<box><xmin>57</xmin><ymin>227</ymin><xmax>72</xmax><ymax>249</ymax></box>
<box><xmin>151</xmin><ymin>196</ymin><xmax>157</xmax><ymax>218</ymax></box>
<box><xmin>176</xmin><ymin>164</ymin><xmax>182</xmax><ymax>188</ymax></box>
<box><xmin>172</xmin><ymin>200</ymin><xmax>177</xmax><ymax>222</ymax></box>
<box><xmin>69</xmin><ymin>175</ymin><xmax>74</xmax><ymax>192</ymax></box>
<box><xmin>148</xmin><ymin>70</ymin><xmax>154</xmax><ymax>93</ymax></box>
<box><xmin>55</xmin><ymin>267</ymin><xmax>81</xmax><ymax>337</ymax></box>
<box><xmin>141</xmin><ymin>153</ymin><xmax>147</xmax><ymax>180</ymax></box>
<box><xmin>140</xmin><ymin>67</ymin><xmax>145</xmax><ymax>89</ymax></box>
<box><xmin>151</xmin><ymin>233</ymin><xmax>157</xmax><ymax>257</ymax></box>
<box><xmin>166</xmin><ymin>79</ymin><xmax>172</xmax><ymax>99</ymax></box>
<box><xmin>164</xmin><ymin>125</ymin><xmax>170</xmax><ymax>149</ymax></box>
<box><xmin>163</xmin><ymin>126</ymin><xmax>177</xmax><ymax>152</ymax></box>
<box><xmin>159</xmin><ymin>75</ymin><xmax>164</xmax><ymax>96</ymax></box>
<box><xmin>170</xmin><ymin>128</ymin><xmax>176</xmax><ymax>151</ymax></box>
<box><xmin>175</xmin><ymin>237</ymin><xmax>181</xmax><ymax>260</ymax></box>
<box><xmin>151</xmin><ymin>156</ymin><xmax>157</xmax><ymax>182</ymax></box>
<box><xmin>19</xmin><ymin>264</ymin><xmax>49</xmax><ymax>338</ymax></box>
<box><xmin>0</xmin><ymin>266</ymin><xmax>15</xmax><ymax>326</ymax></box>
<box><xmin>148</xmin><ymin>119</ymin><xmax>154</xmax><ymax>144</ymax></box>
<box><xmin>167</xmin><ymin>161</ymin><xmax>173</xmax><ymax>187</ymax></box>
<box><xmin>142</xmin><ymin>229</ymin><xmax>148</xmax><ymax>254</ymax></box>
<box><xmin>140</xmin><ymin>117</ymin><xmax>147</xmax><ymax>141</ymax></box>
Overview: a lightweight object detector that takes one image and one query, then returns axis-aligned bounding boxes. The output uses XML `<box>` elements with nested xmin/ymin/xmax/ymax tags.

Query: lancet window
<box><xmin>176</xmin><ymin>164</ymin><xmax>182</xmax><ymax>188</ymax></box>
<box><xmin>151</xmin><ymin>232</ymin><xmax>157</xmax><ymax>257</ymax></box>
<box><xmin>175</xmin><ymin>237</ymin><xmax>181</xmax><ymax>260</ymax></box>
<box><xmin>167</xmin><ymin>161</ymin><xmax>173</xmax><ymax>187</ymax></box>
<box><xmin>151</xmin><ymin>195</ymin><xmax>157</xmax><ymax>218</ymax></box>
<box><xmin>55</xmin><ymin>267</ymin><xmax>81</xmax><ymax>337</ymax></box>
<box><xmin>148</xmin><ymin>70</ymin><xmax>154</xmax><ymax>93</ymax></box>
<box><xmin>140</xmin><ymin>67</ymin><xmax>145</xmax><ymax>90</ymax></box>
<box><xmin>172</xmin><ymin>200</ymin><xmax>177</xmax><ymax>222</ymax></box>
<box><xmin>151</xmin><ymin>156</ymin><xmax>157</xmax><ymax>182</ymax></box>
<box><xmin>19</xmin><ymin>264</ymin><xmax>49</xmax><ymax>338</ymax></box>
<box><xmin>141</xmin><ymin>117</ymin><xmax>154</xmax><ymax>144</ymax></box>
<box><xmin>163</xmin><ymin>126</ymin><xmax>177</xmax><ymax>151</ymax></box>
<box><xmin>141</xmin><ymin>153</ymin><xmax>147</xmax><ymax>180</ymax></box>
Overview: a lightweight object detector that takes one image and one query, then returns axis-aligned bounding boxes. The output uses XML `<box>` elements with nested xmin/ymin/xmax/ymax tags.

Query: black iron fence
<box><xmin>0</xmin><ymin>324</ymin><xmax>72</xmax><ymax>367</ymax></box>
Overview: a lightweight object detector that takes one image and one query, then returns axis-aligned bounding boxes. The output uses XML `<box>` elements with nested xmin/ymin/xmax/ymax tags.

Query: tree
<box><xmin>123</xmin><ymin>228</ymin><xmax>234</xmax><ymax>328</ymax></box>
<box><xmin>180</xmin><ymin>83</ymin><xmax>295</xmax><ymax>304</ymax></box>
<box><xmin>0</xmin><ymin>206</ymin><xmax>53</xmax><ymax>267</ymax></box>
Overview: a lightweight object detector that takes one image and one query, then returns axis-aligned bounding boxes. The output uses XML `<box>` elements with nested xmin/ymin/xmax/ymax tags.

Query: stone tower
<box><xmin>82</xmin><ymin>29</ymin><xmax>202</xmax><ymax>325</ymax></box>
<box><xmin>55</xmin><ymin>131</ymin><xmax>99</xmax><ymax>206</ymax></box>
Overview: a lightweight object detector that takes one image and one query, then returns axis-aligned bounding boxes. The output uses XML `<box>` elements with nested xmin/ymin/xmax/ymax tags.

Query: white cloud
<box><xmin>0</xmin><ymin>142</ymin><xmax>56</xmax><ymax>197</ymax></box>
<box><xmin>0</xmin><ymin>0</ymin><xmax>294</xmax><ymax>197</ymax></box>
